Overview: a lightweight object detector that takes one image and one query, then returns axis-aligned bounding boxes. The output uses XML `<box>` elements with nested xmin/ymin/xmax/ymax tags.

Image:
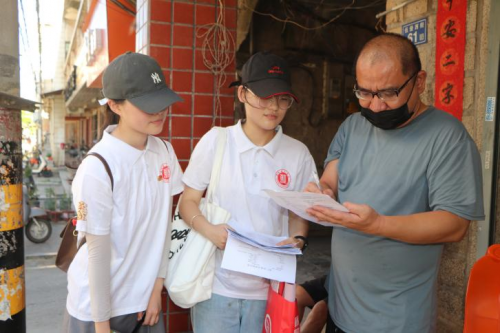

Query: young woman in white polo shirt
<box><xmin>63</xmin><ymin>52</ymin><xmax>184</xmax><ymax>333</ymax></box>
<box><xmin>179</xmin><ymin>51</ymin><xmax>317</xmax><ymax>332</ymax></box>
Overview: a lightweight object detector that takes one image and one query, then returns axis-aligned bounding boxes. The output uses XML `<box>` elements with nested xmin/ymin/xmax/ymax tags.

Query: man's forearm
<box><xmin>307</xmin><ymin>203</ymin><xmax>470</xmax><ymax>245</ymax></box>
<box><xmin>377</xmin><ymin>210</ymin><xmax>470</xmax><ymax>244</ymax></box>
<box><xmin>320</xmin><ymin>159</ymin><xmax>339</xmax><ymax>199</ymax></box>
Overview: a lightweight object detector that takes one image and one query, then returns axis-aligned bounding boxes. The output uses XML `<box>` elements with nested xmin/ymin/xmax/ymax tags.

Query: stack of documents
<box><xmin>221</xmin><ymin>234</ymin><xmax>297</xmax><ymax>283</ymax></box>
<box><xmin>227</xmin><ymin>229</ymin><xmax>302</xmax><ymax>255</ymax></box>
<box><xmin>221</xmin><ymin>224</ymin><xmax>299</xmax><ymax>283</ymax></box>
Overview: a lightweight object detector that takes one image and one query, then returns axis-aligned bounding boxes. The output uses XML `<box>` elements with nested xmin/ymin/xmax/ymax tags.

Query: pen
<box><xmin>313</xmin><ymin>170</ymin><xmax>322</xmax><ymax>191</ymax></box>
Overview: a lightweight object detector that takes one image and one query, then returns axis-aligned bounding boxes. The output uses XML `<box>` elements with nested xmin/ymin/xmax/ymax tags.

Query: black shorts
<box><xmin>326</xmin><ymin>313</ymin><xmax>347</xmax><ymax>333</ymax></box>
<box><xmin>300</xmin><ymin>275</ymin><xmax>328</xmax><ymax>305</ymax></box>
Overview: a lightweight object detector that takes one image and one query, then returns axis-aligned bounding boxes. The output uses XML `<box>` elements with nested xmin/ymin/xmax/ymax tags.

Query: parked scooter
<box><xmin>31</xmin><ymin>153</ymin><xmax>46</xmax><ymax>173</ymax></box>
<box><xmin>31</xmin><ymin>154</ymin><xmax>53</xmax><ymax>177</ymax></box>
<box><xmin>23</xmin><ymin>185</ymin><xmax>52</xmax><ymax>243</ymax></box>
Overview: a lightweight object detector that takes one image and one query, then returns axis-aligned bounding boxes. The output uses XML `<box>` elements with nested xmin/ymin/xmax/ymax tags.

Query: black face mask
<box><xmin>360</xmin><ymin>103</ymin><xmax>412</xmax><ymax>130</ymax></box>
<box><xmin>360</xmin><ymin>78</ymin><xmax>417</xmax><ymax>130</ymax></box>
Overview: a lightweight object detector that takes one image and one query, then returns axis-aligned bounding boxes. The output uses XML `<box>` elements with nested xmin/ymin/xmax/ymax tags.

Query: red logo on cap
<box><xmin>275</xmin><ymin>169</ymin><xmax>291</xmax><ymax>189</ymax></box>
<box><xmin>160</xmin><ymin>164</ymin><xmax>170</xmax><ymax>183</ymax></box>
<box><xmin>268</xmin><ymin>66</ymin><xmax>284</xmax><ymax>75</ymax></box>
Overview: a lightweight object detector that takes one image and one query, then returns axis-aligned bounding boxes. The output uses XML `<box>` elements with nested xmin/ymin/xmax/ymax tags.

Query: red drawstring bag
<box><xmin>263</xmin><ymin>281</ymin><xmax>300</xmax><ymax>333</ymax></box>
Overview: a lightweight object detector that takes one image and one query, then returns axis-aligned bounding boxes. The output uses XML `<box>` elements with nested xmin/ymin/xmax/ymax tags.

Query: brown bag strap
<box><xmin>56</xmin><ymin>152</ymin><xmax>111</xmax><ymax>272</ymax></box>
<box><xmin>86</xmin><ymin>152</ymin><xmax>114</xmax><ymax>191</ymax></box>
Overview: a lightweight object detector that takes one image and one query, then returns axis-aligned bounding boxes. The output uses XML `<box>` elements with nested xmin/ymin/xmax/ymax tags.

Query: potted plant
<box><xmin>44</xmin><ymin>188</ymin><xmax>59</xmax><ymax>221</ymax></box>
<box><xmin>59</xmin><ymin>194</ymin><xmax>74</xmax><ymax>219</ymax></box>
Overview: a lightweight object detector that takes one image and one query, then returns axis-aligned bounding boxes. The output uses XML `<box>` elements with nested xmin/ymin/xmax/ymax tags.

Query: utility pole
<box><xmin>0</xmin><ymin>1</ymin><xmax>36</xmax><ymax>332</ymax></box>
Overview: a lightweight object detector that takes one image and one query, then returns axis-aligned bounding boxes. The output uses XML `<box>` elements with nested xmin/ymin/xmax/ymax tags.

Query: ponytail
<box><xmin>98</xmin><ymin>99</ymin><xmax>124</xmax><ymax>140</ymax></box>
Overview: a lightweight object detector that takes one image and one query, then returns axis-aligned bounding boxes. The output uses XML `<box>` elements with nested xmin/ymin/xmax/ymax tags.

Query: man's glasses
<box><xmin>353</xmin><ymin>71</ymin><xmax>418</xmax><ymax>102</ymax></box>
<box><xmin>244</xmin><ymin>87</ymin><xmax>294</xmax><ymax>110</ymax></box>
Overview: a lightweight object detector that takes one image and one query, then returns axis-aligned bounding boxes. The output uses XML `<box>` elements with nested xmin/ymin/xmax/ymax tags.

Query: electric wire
<box><xmin>241</xmin><ymin>0</ymin><xmax>355</xmax><ymax>31</ymax></box>
<box><xmin>18</xmin><ymin>0</ymin><xmax>40</xmax><ymax>92</ymax></box>
<box><xmin>293</xmin><ymin>0</ymin><xmax>385</xmax><ymax>11</ymax></box>
<box><xmin>108</xmin><ymin>0</ymin><xmax>136</xmax><ymax>16</ymax></box>
<box><xmin>241</xmin><ymin>0</ymin><xmax>385</xmax><ymax>31</ymax></box>
<box><xmin>18</xmin><ymin>27</ymin><xmax>38</xmax><ymax>88</ymax></box>
<box><xmin>196</xmin><ymin>0</ymin><xmax>235</xmax><ymax>126</ymax></box>
<box><xmin>18</xmin><ymin>0</ymin><xmax>32</xmax><ymax>51</ymax></box>
<box><xmin>36</xmin><ymin>0</ymin><xmax>43</xmax><ymax>95</ymax></box>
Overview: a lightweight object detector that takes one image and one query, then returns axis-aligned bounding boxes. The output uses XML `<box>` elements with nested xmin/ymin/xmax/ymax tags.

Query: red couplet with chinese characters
<box><xmin>434</xmin><ymin>0</ymin><xmax>467</xmax><ymax>120</ymax></box>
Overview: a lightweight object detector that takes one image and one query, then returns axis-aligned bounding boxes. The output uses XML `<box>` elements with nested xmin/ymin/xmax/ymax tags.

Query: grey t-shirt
<box><xmin>324</xmin><ymin>107</ymin><xmax>484</xmax><ymax>333</ymax></box>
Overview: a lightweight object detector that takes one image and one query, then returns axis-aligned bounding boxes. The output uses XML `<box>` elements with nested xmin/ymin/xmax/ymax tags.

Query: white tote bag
<box><xmin>165</xmin><ymin>127</ymin><xmax>231</xmax><ymax>309</ymax></box>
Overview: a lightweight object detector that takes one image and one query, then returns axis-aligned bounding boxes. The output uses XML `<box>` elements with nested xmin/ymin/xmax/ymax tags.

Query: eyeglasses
<box><xmin>353</xmin><ymin>71</ymin><xmax>418</xmax><ymax>102</ymax></box>
<box><xmin>244</xmin><ymin>87</ymin><xmax>294</xmax><ymax>110</ymax></box>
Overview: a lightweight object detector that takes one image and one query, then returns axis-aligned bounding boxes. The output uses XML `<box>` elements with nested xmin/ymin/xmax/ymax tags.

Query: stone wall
<box><xmin>385</xmin><ymin>0</ymin><xmax>491</xmax><ymax>331</ymax></box>
<box><xmin>49</xmin><ymin>95</ymin><xmax>66</xmax><ymax>166</ymax></box>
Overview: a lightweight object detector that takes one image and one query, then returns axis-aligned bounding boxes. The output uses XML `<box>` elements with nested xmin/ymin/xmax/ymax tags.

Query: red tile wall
<box><xmin>146</xmin><ymin>0</ymin><xmax>237</xmax><ymax>166</ymax></box>
<box><xmin>162</xmin><ymin>289</ymin><xmax>192</xmax><ymax>332</ymax></box>
<box><xmin>137</xmin><ymin>1</ymin><xmax>237</xmax><ymax>331</ymax></box>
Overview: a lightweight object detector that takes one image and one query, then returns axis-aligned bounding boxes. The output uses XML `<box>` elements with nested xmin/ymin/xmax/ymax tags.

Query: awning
<box><xmin>0</xmin><ymin>92</ymin><xmax>39</xmax><ymax>111</ymax></box>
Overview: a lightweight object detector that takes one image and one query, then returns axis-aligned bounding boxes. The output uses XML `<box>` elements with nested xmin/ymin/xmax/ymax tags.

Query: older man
<box><xmin>306</xmin><ymin>33</ymin><xmax>484</xmax><ymax>333</ymax></box>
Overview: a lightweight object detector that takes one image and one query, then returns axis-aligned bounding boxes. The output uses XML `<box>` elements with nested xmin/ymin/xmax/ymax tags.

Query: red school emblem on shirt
<box><xmin>275</xmin><ymin>169</ymin><xmax>291</xmax><ymax>189</ymax></box>
<box><xmin>159</xmin><ymin>163</ymin><xmax>170</xmax><ymax>183</ymax></box>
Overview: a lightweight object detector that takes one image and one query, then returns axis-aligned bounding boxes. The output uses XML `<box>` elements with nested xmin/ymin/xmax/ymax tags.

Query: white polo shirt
<box><xmin>67</xmin><ymin>125</ymin><xmax>183</xmax><ymax>321</ymax></box>
<box><xmin>183</xmin><ymin>121</ymin><xmax>317</xmax><ymax>300</ymax></box>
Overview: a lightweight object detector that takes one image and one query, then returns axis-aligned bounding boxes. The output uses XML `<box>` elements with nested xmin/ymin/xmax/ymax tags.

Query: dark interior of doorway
<box><xmin>237</xmin><ymin>0</ymin><xmax>386</xmax><ymax>173</ymax></box>
<box><xmin>236</xmin><ymin>0</ymin><xmax>386</xmax><ymax>235</ymax></box>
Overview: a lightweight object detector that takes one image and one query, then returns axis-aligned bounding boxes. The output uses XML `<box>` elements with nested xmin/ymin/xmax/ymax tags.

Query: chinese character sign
<box><xmin>434</xmin><ymin>0</ymin><xmax>467</xmax><ymax>120</ymax></box>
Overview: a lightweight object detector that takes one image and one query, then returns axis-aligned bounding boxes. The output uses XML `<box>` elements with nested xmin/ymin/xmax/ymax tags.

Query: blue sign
<box><xmin>485</xmin><ymin>97</ymin><xmax>496</xmax><ymax>122</ymax></box>
<box><xmin>402</xmin><ymin>18</ymin><xmax>427</xmax><ymax>45</ymax></box>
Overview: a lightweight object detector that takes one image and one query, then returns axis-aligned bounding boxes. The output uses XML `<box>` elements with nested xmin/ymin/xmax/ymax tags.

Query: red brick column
<box><xmin>138</xmin><ymin>0</ymin><xmax>237</xmax><ymax>170</ymax></box>
<box><xmin>136</xmin><ymin>0</ymin><xmax>237</xmax><ymax>331</ymax></box>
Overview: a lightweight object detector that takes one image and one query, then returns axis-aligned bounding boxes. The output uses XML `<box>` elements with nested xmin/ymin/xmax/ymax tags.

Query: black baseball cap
<box><xmin>229</xmin><ymin>51</ymin><xmax>299</xmax><ymax>102</ymax></box>
<box><xmin>100</xmin><ymin>51</ymin><xmax>183</xmax><ymax>114</ymax></box>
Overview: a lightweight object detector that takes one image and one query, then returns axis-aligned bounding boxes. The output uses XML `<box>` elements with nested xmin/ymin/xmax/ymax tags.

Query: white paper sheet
<box><xmin>221</xmin><ymin>234</ymin><xmax>297</xmax><ymax>283</ymax></box>
<box><xmin>264</xmin><ymin>190</ymin><xmax>349</xmax><ymax>227</ymax></box>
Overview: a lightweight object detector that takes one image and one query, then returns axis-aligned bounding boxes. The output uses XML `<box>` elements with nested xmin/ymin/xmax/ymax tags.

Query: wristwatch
<box><xmin>294</xmin><ymin>235</ymin><xmax>309</xmax><ymax>252</ymax></box>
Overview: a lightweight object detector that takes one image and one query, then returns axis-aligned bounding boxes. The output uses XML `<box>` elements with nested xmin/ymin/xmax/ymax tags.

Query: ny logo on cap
<box><xmin>151</xmin><ymin>72</ymin><xmax>162</xmax><ymax>84</ymax></box>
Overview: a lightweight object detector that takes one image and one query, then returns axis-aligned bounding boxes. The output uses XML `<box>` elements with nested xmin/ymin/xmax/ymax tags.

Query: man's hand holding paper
<box><xmin>302</xmin><ymin>181</ymin><xmax>384</xmax><ymax>234</ymax></box>
<box><xmin>306</xmin><ymin>200</ymin><xmax>387</xmax><ymax>234</ymax></box>
<box><xmin>263</xmin><ymin>189</ymin><xmax>349</xmax><ymax>227</ymax></box>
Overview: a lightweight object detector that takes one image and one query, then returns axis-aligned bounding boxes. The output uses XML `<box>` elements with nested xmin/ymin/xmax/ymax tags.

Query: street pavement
<box><xmin>296</xmin><ymin>234</ymin><xmax>331</xmax><ymax>285</ymax></box>
<box><xmin>25</xmin><ymin>221</ymin><xmax>67</xmax><ymax>333</ymax></box>
<box><xmin>25</xmin><ymin>167</ymin><xmax>70</xmax><ymax>332</ymax></box>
